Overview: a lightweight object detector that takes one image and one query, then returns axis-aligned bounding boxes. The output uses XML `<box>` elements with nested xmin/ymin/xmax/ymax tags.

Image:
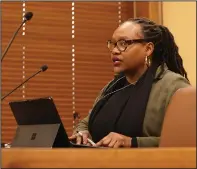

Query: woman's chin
<box><xmin>113</xmin><ymin>67</ymin><xmax>124</xmax><ymax>74</ymax></box>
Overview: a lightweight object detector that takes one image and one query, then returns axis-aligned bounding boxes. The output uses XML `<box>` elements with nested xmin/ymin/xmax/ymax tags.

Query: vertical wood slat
<box><xmin>149</xmin><ymin>2</ymin><xmax>163</xmax><ymax>24</ymax></box>
<box><xmin>134</xmin><ymin>2</ymin><xmax>162</xmax><ymax>24</ymax></box>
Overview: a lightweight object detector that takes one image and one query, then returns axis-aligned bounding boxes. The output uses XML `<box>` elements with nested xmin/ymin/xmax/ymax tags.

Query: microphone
<box><xmin>1</xmin><ymin>65</ymin><xmax>48</xmax><ymax>101</ymax></box>
<box><xmin>24</xmin><ymin>12</ymin><xmax>33</xmax><ymax>21</ymax></box>
<box><xmin>1</xmin><ymin>12</ymin><xmax>33</xmax><ymax>62</ymax></box>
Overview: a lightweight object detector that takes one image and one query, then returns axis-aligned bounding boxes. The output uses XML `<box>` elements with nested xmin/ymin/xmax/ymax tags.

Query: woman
<box><xmin>69</xmin><ymin>17</ymin><xmax>190</xmax><ymax>148</ymax></box>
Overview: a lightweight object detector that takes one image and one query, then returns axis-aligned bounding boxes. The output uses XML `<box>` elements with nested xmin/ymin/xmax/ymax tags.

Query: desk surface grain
<box><xmin>2</xmin><ymin>147</ymin><xmax>196</xmax><ymax>168</ymax></box>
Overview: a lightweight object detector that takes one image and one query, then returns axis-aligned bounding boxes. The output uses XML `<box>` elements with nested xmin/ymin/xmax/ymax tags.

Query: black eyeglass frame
<box><xmin>107</xmin><ymin>39</ymin><xmax>148</xmax><ymax>52</ymax></box>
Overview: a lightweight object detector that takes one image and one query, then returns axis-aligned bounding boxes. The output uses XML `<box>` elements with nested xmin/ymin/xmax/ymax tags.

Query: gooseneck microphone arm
<box><xmin>1</xmin><ymin>65</ymin><xmax>48</xmax><ymax>101</ymax></box>
<box><xmin>1</xmin><ymin>12</ymin><xmax>33</xmax><ymax>62</ymax></box>
<box><xmin>1</xmin><ymin>20</ymin><xmax>25</xmax><ymax>61</ymax></box>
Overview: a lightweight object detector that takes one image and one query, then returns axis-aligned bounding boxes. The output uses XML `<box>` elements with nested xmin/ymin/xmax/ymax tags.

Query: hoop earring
<box><xmin>145</xmin><ymin>56</ymin><xmax>151</xmax><ymax>67</ymax></box>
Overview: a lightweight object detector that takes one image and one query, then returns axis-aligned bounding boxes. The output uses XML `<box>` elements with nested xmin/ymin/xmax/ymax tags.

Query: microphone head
<box><xmin>24</xmin><ymin>12</ymin><xmax>33</xmax><ymax>21</ymax></box>
<box><xmin>41</xmin><ymin>65</ymin><xmax>48</xmax><ymax>72</ymax></box>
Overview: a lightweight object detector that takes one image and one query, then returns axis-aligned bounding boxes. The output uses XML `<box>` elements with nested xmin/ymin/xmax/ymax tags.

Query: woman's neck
<box><xmin>125</xmin><ymin>65</ymin><xmax>148</xmax><ymax>84</ymax></box>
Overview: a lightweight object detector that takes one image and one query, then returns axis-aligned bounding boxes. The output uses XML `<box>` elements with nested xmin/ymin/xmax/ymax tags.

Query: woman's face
<box><xmin>109</xmin><ymin>21</ymin><xmax>153</xmax><ymax>74</ymax></box>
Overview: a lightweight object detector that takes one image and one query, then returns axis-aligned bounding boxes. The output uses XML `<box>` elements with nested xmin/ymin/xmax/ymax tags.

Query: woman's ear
<box><xmin>145</xmin><ymin>42</ymin><xmax>154</xmax><ymax>57</ymax></box>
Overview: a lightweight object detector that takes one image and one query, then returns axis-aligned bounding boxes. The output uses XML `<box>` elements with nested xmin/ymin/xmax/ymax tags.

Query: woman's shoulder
<box><xmin>150</xmin><ymin>70</ymin><xmax>191</xmax><ymax>111</ymax></box>
<box><xmin>152</xmin><ymin>69</ymin><xmax>191</xmax><ymax>105</ymax></box>
<box><xmin>160</xmin><ymin>69</ymin><xmax>190</xmax><ymax>88</ymax></box>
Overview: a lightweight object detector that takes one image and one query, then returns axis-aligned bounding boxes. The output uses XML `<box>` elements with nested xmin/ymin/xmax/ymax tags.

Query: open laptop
<box><xmin>9</xmin><ymin>97</ymin><xmax>95</xmax><ymax>148</ymax></box>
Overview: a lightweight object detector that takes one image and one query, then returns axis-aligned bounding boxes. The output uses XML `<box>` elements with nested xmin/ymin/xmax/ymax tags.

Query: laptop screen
<box><xmin>9</xmin><ymin>97</ymin><xmax>61</xmax><ymax>125</ymax></box>
<box><xmin>9</xmin><ymin>97</ymin><xmax>71</xmax><ymax>147</ymax></box>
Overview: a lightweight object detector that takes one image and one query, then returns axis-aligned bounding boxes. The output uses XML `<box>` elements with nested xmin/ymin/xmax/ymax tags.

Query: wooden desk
<box><xmin>2</xmin><ymin>148</ymin><xmax>196</xmax><ymax>168</ymax></box>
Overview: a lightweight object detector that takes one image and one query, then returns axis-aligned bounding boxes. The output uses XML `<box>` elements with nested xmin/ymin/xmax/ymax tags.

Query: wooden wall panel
<box><xmin>134</xmin><ymin>2</ymin><xmax>162</xmax><ymax>24</ymax></box>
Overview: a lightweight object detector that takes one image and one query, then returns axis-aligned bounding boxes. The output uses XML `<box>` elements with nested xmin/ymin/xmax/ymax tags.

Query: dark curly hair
<box><xmin>124</xmin><ymin>17</ymin><xmax>188</xmax><ymax>80</ymax></box>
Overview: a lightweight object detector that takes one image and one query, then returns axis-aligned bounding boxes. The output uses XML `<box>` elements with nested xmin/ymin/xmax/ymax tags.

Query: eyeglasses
<box><xmin>107</xmin><ymin>39</ymin><xmax>147</xmax><ymax>52</ymax></box>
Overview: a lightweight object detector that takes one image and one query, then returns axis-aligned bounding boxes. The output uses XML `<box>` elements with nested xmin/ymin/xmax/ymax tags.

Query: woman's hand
<box><xmin>69</xmin><ymin>130</ymin><xmax>91</xmax><ymax>145</ymax></box>
<box><xmin>96</xmin><ymin>132</ymin><xmax>132</xmax><ymax>148</ymax></box>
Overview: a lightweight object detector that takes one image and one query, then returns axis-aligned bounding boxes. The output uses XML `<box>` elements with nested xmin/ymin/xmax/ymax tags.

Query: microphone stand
<box><xmin>1</xmin><ymin>69</ymin><xmax>42</xmax><ymax>101</ymax></box>
<box><xmin>1</xmin><ymin>12</ymin><xmax>33</xmax><ymax>62</ymax></box>
<box><xmin>1</xmin><ymin>20</ymin><xmax>26</xmax><ymax>62</ymax></box>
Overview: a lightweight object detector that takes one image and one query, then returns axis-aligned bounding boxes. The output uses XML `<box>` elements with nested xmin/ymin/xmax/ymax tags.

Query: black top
<box><xmin>90</xmin><ymin>80</ymin><xmax>135</xmax><ymax>142</ymax></box>
<box><xmin>88</xmin><ymin>62</ymin><xmax>160</xmax><ymax>143</ymax></box>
